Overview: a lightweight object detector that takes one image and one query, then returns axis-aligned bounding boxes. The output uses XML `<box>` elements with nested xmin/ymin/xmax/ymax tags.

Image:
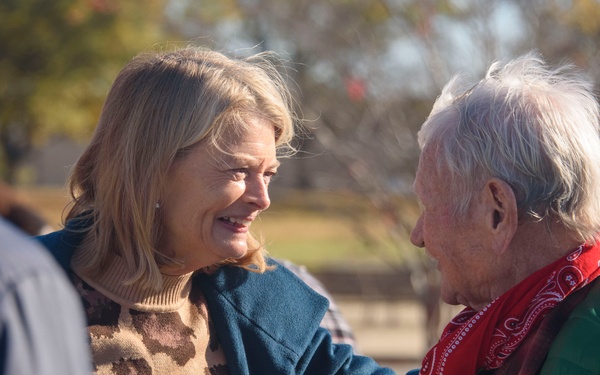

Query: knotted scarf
<box><xmin>419</xmin><ymin>242</ymin><xmax>600</xmax><ymax>374</ymax></box>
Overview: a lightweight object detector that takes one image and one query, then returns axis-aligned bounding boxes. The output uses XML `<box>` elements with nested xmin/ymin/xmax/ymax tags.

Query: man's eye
<box><xmin>264</xmin><ymin>171</ymin><xmax>278</xmax><ymax>184</ymax></box>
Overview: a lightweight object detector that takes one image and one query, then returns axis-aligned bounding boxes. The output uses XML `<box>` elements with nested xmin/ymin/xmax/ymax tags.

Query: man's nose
<box><xmin>410</xmin><ymin>215</ymin><xmax>425</xmax><ymax>248</ymax></box>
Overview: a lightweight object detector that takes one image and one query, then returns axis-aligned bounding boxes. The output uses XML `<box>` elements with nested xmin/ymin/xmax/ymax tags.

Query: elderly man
<box><xmin>409</xmin><ymin>52</ymin><xmax>600</xmax><ymax>374</ymax></box>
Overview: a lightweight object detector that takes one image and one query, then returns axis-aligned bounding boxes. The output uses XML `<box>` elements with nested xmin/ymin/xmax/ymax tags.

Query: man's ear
<box><xmin>481</xmin><ymin>178</ymin><xmax>518</xmax><ymax>254</ymax></box>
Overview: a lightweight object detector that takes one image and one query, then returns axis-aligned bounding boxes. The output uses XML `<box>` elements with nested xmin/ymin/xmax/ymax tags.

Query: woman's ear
<box><xmin>481</xmin><ymin>178</ymin><xmax>518</xmax><ymax>254</ymax></box>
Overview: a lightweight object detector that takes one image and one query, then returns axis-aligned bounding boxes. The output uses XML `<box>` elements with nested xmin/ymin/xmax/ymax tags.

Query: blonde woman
<box><xmin>37</xmin><ymin>47</ymin><xmax>393</xmax><ymax>374</ymax></box>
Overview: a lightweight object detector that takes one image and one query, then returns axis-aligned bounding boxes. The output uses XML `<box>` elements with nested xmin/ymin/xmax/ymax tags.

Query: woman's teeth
<box><xmin>223</xmin><ymin>217</ymin><xmax>251</xmax><ymax>226</ymax></box>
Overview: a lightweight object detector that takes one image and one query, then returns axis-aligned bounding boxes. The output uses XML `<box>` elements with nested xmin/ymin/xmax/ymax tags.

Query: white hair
<box><xmin>418</xmin><ymin>51</ymin><xmax>600</xmax><ymax>241</ymax></box>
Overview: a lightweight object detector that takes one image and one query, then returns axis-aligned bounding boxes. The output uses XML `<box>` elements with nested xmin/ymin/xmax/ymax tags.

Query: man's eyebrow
<box><xmin>412</xmin><ymin>177</ymin><xmax>426</xmax><ymax>205</ymax></box>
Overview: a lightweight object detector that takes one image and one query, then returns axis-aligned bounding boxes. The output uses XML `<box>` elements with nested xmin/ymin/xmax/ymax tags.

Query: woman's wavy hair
<box><xmin>418</xmin><ymin>51</ymin><xmax>600</xmax><ymax>242</ymax></box>
<box><xmin>66</xmin><ymin>47</ymin><xmax>297</xmax><ymax>290</ymax></box>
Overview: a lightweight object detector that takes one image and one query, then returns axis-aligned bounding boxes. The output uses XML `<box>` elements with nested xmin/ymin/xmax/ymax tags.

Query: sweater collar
<box><xmin>70</xmin><ymin>243</ymin><xmax>194</xmax><ymax>312</ymax></box>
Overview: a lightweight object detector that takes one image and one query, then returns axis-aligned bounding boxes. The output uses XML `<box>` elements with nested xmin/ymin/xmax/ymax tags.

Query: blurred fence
<box><xmin>312</xmin><ymin>267</ymin><xmax>418</xmax><ymax>301</ymax></box>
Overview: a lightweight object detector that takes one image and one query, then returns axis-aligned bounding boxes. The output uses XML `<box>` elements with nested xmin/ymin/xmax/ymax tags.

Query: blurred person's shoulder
<box><xmin>0</xmin><ymin>218</ymin><xmax>62</xmax><ymax>283</ymax></box>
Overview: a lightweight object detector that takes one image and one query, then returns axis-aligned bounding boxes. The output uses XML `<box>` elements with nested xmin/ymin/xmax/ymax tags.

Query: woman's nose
<box><xmin>246</xmin><ymin>177</ymin><xmax>271</xmax><ymax>210</ymax></box>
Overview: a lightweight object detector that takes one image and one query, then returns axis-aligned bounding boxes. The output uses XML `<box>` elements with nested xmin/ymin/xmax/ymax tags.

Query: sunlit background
<box><xmin>2</xmin><ymin>0</ymin><xmax>600</xmax><ymax>371</ymax></box>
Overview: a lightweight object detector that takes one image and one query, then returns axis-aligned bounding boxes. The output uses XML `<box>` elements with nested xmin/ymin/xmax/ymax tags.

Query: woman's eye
<box><xmin>231</xmin><ymin>169</ymin><xmax>249</xmax><ymax>179</ymax></box>
<box><xmin>230</xmin><ymin>168</ymin><xmax>277</xmax><ymax>183</ymax></box>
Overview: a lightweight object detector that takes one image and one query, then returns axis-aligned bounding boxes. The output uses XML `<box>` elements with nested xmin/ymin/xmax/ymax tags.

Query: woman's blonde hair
<box><xmin>66</xmin><ymin>47</ymin><xmax>297</xmax><ymax>290</ymax></box>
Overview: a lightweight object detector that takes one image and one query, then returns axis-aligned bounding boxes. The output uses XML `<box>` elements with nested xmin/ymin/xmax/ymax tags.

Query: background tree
<box><xmin>0</xmin><ymin>0</ymin><xmax>169</xmax><ymax>182</ymax></box>
<box><xmin>515</xmin><ymin>0</ymin><xmax>600</xmax><ymax>75</ymax></box>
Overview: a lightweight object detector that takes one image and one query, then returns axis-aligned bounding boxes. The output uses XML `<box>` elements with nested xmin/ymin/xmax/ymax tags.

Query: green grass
<box><xmin>255</xmin><ymin>209</ymin><xmax>380</xmax><ymax>269</ymax></box>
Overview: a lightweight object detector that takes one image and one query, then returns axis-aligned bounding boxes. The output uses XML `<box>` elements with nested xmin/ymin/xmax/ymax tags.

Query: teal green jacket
<box><xmin>540</xmin><ymin>280</ymin><xmax>600</xmax><ymax>375</ymax></box>
<box><xmin>36</xmin><ymin>225</ymin><xmax>394</xmax><ymax>375</ymax></box>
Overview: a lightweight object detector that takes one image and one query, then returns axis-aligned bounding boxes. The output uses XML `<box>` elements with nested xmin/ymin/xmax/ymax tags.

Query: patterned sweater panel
<box><xmin>70</xmin><ymin>272</ymin><xmax>229</xmax><ymax>375</ymax></box>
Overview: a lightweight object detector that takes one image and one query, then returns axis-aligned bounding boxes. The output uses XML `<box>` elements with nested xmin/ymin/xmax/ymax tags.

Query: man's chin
<box><xmin>440</xmin><ymin>287</ymin><xmax>463</xmax><ymax>307</ymax></box>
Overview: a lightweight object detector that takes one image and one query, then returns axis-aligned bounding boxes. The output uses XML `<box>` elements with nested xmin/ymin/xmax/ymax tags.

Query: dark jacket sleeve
<box><xmin>296</xmin><ymin>325</ymin><xmax>395</xmax><ymax>374</ymax></box>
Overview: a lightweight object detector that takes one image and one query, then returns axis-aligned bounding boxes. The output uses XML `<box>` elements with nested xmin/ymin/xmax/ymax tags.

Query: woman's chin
<box><xmin>214</xmin><ymin>243</ymin><xmax>249</xmax><ymax>260</ymax></box>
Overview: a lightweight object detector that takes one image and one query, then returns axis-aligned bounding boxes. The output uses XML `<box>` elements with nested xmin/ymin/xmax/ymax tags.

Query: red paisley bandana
<box><xmin>419</xmin><ymin>242</ymin><xmax>600</xmax><ymax>374</ymax></box>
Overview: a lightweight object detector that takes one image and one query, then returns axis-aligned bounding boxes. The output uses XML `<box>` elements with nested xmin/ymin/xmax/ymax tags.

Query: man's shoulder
<box><xmin>542</xmin><ymin>280</ymin><xmax>600</xmax><ymax>374</ymax></box>
<box><xmin>569</xmin><ymin>278</ymin><xmax>600</xmax><ymax>320</ymax></box>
